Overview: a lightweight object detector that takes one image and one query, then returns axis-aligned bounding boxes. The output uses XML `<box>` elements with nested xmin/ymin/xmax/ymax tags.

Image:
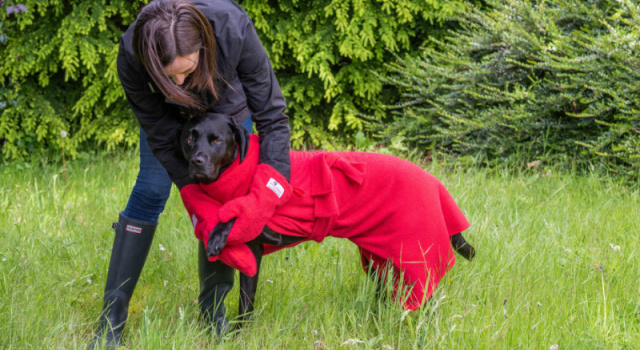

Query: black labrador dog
<box><xmin>179</xmin><ymin>113</ymin><xmax>476</xmax><ymax>325</ymax></box>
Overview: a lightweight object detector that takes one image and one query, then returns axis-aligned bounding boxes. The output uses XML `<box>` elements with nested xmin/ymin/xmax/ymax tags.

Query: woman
<box><xmin>91</xmin><ymin>0</ymin><xmax>291</xmax><ymax>347</ymax></box>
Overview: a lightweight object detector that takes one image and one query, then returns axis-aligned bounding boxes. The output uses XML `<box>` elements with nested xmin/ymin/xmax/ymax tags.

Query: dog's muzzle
<box><xmin>189</xmin><ymin>153</ymin><xmax>219</xmax><ymax>184</ymax></box>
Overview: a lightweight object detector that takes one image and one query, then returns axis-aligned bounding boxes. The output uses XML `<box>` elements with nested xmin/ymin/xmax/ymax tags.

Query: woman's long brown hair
<box><xmin>132</xmin><ymin>0</ymin><xmax>218</xmax><ymax>113</ymax></box>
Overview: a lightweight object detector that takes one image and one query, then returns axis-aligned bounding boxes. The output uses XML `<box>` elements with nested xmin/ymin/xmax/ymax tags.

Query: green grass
<box><xmin>1</xmin><ymin>151</ymin><xmax>638</xmax><ymax>349</ymax></box>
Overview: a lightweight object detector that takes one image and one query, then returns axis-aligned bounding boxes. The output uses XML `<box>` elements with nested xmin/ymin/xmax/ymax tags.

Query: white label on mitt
<box><xmin>266</xmin><ymin>178</ymin><xmax>285</xmax><ymax>198</ymax></box>
<box><xmin>192</xmin><ymin>214</ymin><xmax>198</xmax><ymax>229</ymax></box>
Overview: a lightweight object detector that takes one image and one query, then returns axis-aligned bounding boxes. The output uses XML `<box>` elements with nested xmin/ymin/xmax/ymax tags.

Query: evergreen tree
<box><xmin>0</xmin><ymin>0</ymin><xmax>465</xmax><ymax>159</ymax></box>
<box><xmin>379</xmin><ymin>0</ymin><xmax>640</xmax><ymax>178</ymax></box>
<box><xmin>0</xmin><ymin>0</ymin><xmax>146</xmax><ymax>160</ymax></box>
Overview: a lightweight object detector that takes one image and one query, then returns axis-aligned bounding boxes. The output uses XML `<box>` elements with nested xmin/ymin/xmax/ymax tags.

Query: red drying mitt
<box><xmin>208</xmin><ymin>243</ymin><xmax>259</xmax><ymax>276</ymax></box>
<box><xmin>218</xmin><ymin>163</ymin><xmax>292</xmax><ymax>245</ymax></box>
<box><xmin>179</xmin><ymin>183</ymin><xmax>222</xmax><ymax>244</ymax></box>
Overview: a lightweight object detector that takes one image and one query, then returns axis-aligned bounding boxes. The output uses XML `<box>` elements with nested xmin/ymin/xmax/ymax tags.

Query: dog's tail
<box><xmin>450</xmin><ymin>233</ymin><xmax>476</xmax><ymax>261</ymax></box>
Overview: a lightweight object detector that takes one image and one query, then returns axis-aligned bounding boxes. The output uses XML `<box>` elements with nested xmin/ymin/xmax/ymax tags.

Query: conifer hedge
<box><xmin>378</xmin><ymin>0</ymin><xmax>640</xmax><ymax>178</ymax></box>
<box><xmin>0</xmin><ymin>0</ymin><xmax>145</xmax><ymax>160</ymax></box>
<box><xmin>0</xmin><ymin>0</ymin><xmax>464</xmax><ymax>160</ymax></box>
<box><xmin>237</xmin><ymin>0</ymin><xmax>465</xmax><ymax>148</ymax></box>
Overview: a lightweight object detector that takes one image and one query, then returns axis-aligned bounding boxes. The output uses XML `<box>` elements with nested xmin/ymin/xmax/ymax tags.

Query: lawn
<box><xmin>1</xmin><ymin>150</ymin><xmax>638</xmax><ymax>349</ymax></box>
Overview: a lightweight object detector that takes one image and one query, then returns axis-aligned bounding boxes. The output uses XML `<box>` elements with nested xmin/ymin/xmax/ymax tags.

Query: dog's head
<box><xmin>179</xmin><ymin>113</ymin><xmax>249</xmax><ymax>184</ymax></box>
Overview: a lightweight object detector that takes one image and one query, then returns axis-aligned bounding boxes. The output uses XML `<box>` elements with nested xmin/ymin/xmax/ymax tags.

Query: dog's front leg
<box><xmin>207</xmin><ymin>218</ymin><xmax>236</xmax><ymax>257</ymax></box>
<box><xmin>238</xmin><ymin>243</ymin><xmax>264</xmax><ymax>323</ymax></box>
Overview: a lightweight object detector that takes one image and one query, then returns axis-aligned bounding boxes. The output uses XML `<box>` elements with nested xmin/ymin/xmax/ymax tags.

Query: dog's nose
<box><xmin>191</xmin><ymin>154</ymin><xmax>205</xmax><ymax>167</ymax></box>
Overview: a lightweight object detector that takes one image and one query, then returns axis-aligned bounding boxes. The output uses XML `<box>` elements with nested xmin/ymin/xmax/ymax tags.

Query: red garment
<box><xmin>195</xmin><ymin>135</ymin><xmax>470</xmax><ymax>310</ymax></box>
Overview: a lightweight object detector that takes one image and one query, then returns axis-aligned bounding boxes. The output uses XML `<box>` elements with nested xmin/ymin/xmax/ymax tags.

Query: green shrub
<box><xmin>239</xmin><ymin>0</ymin><xmax>470</xmax><ymax>148</ymax></box>
<box><xmin>0</xmin><ymin>0</ymin><xmax>146</xmax><ymax>161</ymax></box>
<box><xmin>378</xmin><ymin>0</ymin><xmax>640</xmax><ymax>179</ymax></box>
<box><xmin>238</xmin><ymin>0</ymin><xmax>468</xmax><ymax>148</ymax></box>
<box><xmin>1</xmin><ymin>0</ymin><xmax>467</xmax><ymax>161</ymax></box>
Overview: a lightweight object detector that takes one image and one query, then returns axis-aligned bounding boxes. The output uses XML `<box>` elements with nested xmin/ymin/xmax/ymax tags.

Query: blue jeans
<box><xmin>123</xmin><ymin>117</ymin><xmax>254</xmax><ymax>223</ymax></box>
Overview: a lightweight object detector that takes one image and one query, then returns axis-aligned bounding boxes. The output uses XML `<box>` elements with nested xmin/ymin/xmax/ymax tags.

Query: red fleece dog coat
<box><xmin>190</xmin><ymin>135</ymin><xmax>470</xmax><ymax>310</ymax></box>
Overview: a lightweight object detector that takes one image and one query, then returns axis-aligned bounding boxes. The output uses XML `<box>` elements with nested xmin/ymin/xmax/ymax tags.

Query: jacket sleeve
<box><xmin>236</xmin><ymin>20</ymin><xmax>292</xmax><ymax>181</ymax></box>
<box><xmin>116</xmin><ymin>40</ymin><xmax>194</xmax><ymax>189</ymax></box>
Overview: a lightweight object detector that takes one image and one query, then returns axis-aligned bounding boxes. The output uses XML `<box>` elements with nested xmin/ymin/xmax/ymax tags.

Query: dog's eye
<box><xmin>186</xmin><ymin>138</ymin><xmax>192</xmax><ymax>144</ymax></box>
<box><xmin>215</xmin><ymin>140</ymin><xmax>222</xmax><ymax>144</ymax></box>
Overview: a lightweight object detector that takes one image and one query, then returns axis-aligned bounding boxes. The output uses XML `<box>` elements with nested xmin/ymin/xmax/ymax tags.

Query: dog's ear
<box><xmin>228</xmin><ymin>117</ymin><xmax>250</xmax><ymax>163</ymax></box>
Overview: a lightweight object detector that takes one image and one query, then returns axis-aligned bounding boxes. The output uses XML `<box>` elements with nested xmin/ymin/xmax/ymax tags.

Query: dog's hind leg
<box><xmin>238</xmin><ymin>243</ymin><xmax>264</xmax><ymax>323</ymax></box>
<box><xmin>236</xmin><ymin>226</ymin><xmax>305</xmax><ymax>327</ymax></box>
<box><xmin>361</xmin><ymin>256</ymin><xmax>388</xmax><ymax>302</ymax></box>
<box><xmin>450</xmin><ymin>232</ymin><xmax>476</xmax><ymax>261</ymax></box>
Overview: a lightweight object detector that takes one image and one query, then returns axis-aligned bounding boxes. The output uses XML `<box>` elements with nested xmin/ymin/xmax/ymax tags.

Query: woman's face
<box><xmin>163</xmin><ymin>51</ymin><xmax>199</xmax><ymax>86</ymax></box>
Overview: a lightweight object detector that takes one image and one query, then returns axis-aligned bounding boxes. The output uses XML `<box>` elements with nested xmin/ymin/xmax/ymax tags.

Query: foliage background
<box><xmin>0</xmin><ymin>0</ymin><xmax>466</xmax><ymax>160</ymax></box>
<box><xmin>237</xmin><ymin>0</ymin><xmax>466</xmax><ymax>148</ymax></box>
<box><xmin>2</xmin><ymin>0</ymin><xmax>638</xmax><ymax>179</ymax></box>
<box><xmin>377</xmin><ymin>0</ymin><xmax>640</xmax><ymax>179</ymax></box>
<box><xmin>0</xmin><ymin>0</ymin><xmax>147</xmax><ymax>161</ymax></box>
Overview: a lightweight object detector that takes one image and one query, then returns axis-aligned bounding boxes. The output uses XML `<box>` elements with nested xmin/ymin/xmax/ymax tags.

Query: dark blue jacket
<box><xmin>117</xmin><ymin>0</ymin><xmax>291</xmax><ymax>189</ymax></box>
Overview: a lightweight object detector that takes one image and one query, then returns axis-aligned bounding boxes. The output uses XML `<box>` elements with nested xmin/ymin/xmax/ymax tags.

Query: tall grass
<box><xmin>0</xmin><ymin>150</ymin><xmax>638</xmax><ymax>349</ymax></box>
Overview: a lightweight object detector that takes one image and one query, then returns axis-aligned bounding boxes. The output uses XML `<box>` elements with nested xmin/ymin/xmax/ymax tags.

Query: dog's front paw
<box><xmin>206</xmin><ymin>219</ymin><xmax>235</xmax><ymax>257</ymax></box>
<box><xmin>206</xmin><ymin>238</ymin><xmax>224</xmax><ymax>257</ymax></box>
